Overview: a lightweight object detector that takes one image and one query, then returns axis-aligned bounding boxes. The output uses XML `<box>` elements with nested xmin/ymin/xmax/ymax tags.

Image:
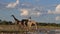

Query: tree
<box><xmin>8</xmin><ymin>21</ymin><xmax>13</xmax><ymax>25</ymax></box>
<box><xmin>0</xmin><ymin>19</ymin><xmax>1</xmax><ymax>22</ymax></box>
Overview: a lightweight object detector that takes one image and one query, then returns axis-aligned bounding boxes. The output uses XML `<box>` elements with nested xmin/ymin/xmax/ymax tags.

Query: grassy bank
<box><xmin>0</xmin><ymin>25</ymin><xmax>60</xmax><ymax>32</ymax></box>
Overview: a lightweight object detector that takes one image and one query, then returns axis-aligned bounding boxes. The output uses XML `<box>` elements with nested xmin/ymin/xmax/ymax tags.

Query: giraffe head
<box><xmin>11</xmin><ymin>15</ymin><xmax>14</xmax><ymax>16</ymax></box>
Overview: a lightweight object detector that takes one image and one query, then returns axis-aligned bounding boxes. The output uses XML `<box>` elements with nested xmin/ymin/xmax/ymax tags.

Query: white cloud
<box><xmin>48</xmin><ymin>10</ymin><xmax>52</xmax><ymax>14</ymax></box>
<box><xmin>6</xmin><ymin>0</ymin><xmax>19</xmax><ymax>8</ymax></box>
<box><xmin>48</xmin><ymin>4</ymin><xmax>60</xmax><ymax>14</ymax></box>
<box><xmin>36</xmin><ymin>12</ymin><xmax>41</xmax><ymax>16</ymax></box>
<box><xmin>19</xmin><ymin>8</ymin><xmax>41</xmax><ymax>17</ymax></box>
<box><xmin>56</xmin><ymin>16</ymin><xmax>60</xmax><ymax>21</ymax></box>
<box><xmin>20</xmin><ymin>9</ymin><xmax>29</xmax><ymax>16</ymax></box>
<box><xmin>31</xmin><ymin>12</ymin><xmax>41</xmax><ymax>16</ymax></box>
<box><xmin>21</xmin><ymin>3</ymin><xmax>32</xmax><ymax>7</ymax></box>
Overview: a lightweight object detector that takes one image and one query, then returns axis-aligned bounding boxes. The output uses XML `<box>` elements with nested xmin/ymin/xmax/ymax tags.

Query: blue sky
<box><xmin>0</xmin><ymin>0</ymin><xmax>60</xmax><ymax>23</ymax></box>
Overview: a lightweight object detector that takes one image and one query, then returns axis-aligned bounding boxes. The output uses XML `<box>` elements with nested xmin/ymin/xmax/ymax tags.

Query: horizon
<box><xmin>0</xmin><ymin>0</ymin><xmax>60</xmax><ymax>23</ymax></box>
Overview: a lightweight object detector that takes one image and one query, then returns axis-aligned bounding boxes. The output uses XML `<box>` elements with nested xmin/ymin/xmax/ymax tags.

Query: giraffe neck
<box><xmin>12</xmin><ymin>15</ymin><xmax>19</xmax><ymax>22</ymax></box>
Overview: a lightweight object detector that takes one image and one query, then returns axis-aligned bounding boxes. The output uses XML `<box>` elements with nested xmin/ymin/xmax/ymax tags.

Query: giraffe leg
<box><xmin>35</xmin><ymin>23</ymin><xmax>37</xmax><ymax>30</ymax></box>
<box><xmin>27</xmin><ymin>22</ymin><xmax>31</xmax><ymax>30</ymax></box>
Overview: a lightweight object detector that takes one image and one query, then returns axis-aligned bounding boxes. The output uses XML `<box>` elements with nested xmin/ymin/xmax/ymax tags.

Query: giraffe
<box><xmin>11</xmin><ymin>15</ymin><xmax>26</xmax><ymax>27</ymax></box>
<box><xmin>11</xmin><ymin>15</ymin><xmax>21</xmax><ymax>25</ymax></box>
<box><xmin>27</xmin><ymin>20</ymin><xmax>37</xmax><ymax>30</ymax></box>
<box><xmin>24</xmin><ymin>17</ymin><xmax>37</xmax><ymax>30</ymax></box>
<box><xmin>11</xmin><ymin>15</ymin><xmax>37</xmax><ymax>30</ymax></box>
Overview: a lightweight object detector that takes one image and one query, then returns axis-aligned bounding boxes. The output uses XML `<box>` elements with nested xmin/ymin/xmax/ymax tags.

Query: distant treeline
<box><xmin>0</xmin><ymin>19</ymin><xmax>60</xmax><ymax>27</ymax></box>
<box><xmin>0</xmin><ymin>19</ymin><xmax>14</xmax><ymax>25</ymax></box>
<box><xmin>36</xmin><ymin>22</ymin><xmax>60</xmax><ymax>27</ymax></box>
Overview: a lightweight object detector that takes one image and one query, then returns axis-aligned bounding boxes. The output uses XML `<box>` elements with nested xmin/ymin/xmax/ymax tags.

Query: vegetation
<box><xmin>0</xmin><ymin>19</ymin><xmax>60</xmax><ymax>27</ymax></box>
<box><xmin>0</xmin><ymin>19</ymin><xmax>14</xmax><ymax>25</ymax></box>
<box><xmin>36</xmin><ymin>22</ymin><xmax>60</xmax><ymax>27</ymax></box>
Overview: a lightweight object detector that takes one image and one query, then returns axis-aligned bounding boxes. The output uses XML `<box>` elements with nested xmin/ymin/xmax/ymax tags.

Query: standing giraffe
<box><xmin>27</xmin><ymin>20</ymin><xmax>37</xmax><ymax>30</ymax></box>
<box><xmin>25</xmin><ymin>17</ymin><xmax>37</xmax><ymax>29</ymax></box>
<box><xmin>11</xmin><ymin>15</ymin><xmax>37</xmax><ymax>30</ymax></box>
<box><xmin>11</xmin><ymin>15</ymin><xmax>29</xmax><ymax>26</ymax></box>
<box><xmin>11</xmin><ymin>15</ymin><xmax>21</xmax><ymax>25</ymax></box>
